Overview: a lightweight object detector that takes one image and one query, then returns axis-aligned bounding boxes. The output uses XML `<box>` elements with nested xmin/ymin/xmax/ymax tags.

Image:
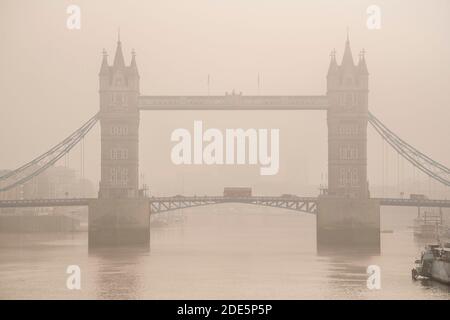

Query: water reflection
<box><xmin>0</xmin><ymin>207</ymin><xmax>449</xmax><ymax>299</ymax></box>
<box><xmin>89</xmin><ymin>248</ymin><xmax>148</xmax><ymax>299</ymax></box>
<box><xmin>416</xmin><ymin>278</ymin><xmax>450</xmax><ymax>295</ymax></box>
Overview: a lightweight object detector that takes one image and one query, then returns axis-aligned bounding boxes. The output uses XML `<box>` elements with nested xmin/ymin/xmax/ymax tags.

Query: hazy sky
<box><xmin>1</xmin><ymin>0</ymin><xmax>449</xmax><ymax>196</ymax></box>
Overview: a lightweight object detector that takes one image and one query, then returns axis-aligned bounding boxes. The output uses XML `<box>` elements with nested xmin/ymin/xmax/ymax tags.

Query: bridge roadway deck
<box><xmin>0</xmin><ymin>197</ymin><xmax>449</xmax><ymax>211</ymax></box>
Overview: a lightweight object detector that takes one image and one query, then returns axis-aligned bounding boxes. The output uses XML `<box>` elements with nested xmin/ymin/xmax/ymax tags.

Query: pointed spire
<box><xmin>130</xmin><ymin>48</ymin><xmax>136</xmax><ymax>65</ymax></box>
<box><xmin>129</xmin><ymin>48</ymin><xmax>139</xmax><ymax>75</ymax></box>
<box><xmin>327</xmin><ymin>48</ymin><xmax>338</xmax><ymax>76</ymax></box>
<box><xmin>357</xmin><ymin>49</ymin><xmax>369</xmax><ymax>75</ymax></box>
<box><xmin>341</xmin><ymin>29</ymin><xmax>354</xmax><ymax>68</ymax></box>
<box><xmin>113</xmin><ymin>31</ymin><xmax>125</xmax><ymax>68</ymax></box>
<box><xmin>99</xmin><ymin>48</ymin><xmax>109</xmax><ymax>75</ymax></box>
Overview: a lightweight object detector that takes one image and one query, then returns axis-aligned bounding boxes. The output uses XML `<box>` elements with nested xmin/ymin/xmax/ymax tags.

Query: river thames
<box><xmin>0</xmin><ymin>205</ymin><xmax>449</xmax><ymax>299</ymax></box>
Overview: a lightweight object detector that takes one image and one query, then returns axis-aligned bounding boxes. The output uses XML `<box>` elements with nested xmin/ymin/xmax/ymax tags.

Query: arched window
<box><xmin>111</xmin><ymin>125</ymin><xmax>129</xmax><ymax>135</ymax></box>
<box><xmin>351</xmin><ymin>168</ymin><xmax>359</xmax><ymax>186</ymax></box>
<box><xmin>110</xmin><ymin>167</ymin><xmax>128</xmax><ymax>186</ymax></box>
<box><xmin>111</xmin><ymin>148</ymin><xmax>129</xmax><ymax>160</ymax></box>
<box><xmin>346</xmin><ymin>93</ymin><xmax>355</xmax><ymax>106</ymax></box>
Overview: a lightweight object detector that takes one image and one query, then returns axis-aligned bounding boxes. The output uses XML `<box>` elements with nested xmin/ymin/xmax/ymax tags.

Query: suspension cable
<box><xmin>369</xmin><ymin>112</ymin><xmax>449</xmax><ymax>187</ymax></box>
<box><xmin>0</xmin><ymin>113</ymin><xmax>98</xmax><ymax>192</ymax></box>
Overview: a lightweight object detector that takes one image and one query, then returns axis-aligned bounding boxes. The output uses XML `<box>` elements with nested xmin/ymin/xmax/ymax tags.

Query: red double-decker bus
<box><xmin>223</xmin><ymin>187</ymin><xmax>252</xmax><ymax>198</ymax></box>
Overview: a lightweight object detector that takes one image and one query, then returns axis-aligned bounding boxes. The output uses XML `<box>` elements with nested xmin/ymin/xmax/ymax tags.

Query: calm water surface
<box><xmin>0</xmin><ymin>205</ymin><xmax>449</xmax><ymax>299</ymax></box>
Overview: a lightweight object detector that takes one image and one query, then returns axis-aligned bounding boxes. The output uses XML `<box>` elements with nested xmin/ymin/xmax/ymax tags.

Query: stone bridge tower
<box><xmin>317</xmin><ymin>36</ymin><xmax>380</xmax><ymax>250</ymax></box>
<box><xmin>98</xmin><ymin>39</ymin><xmax>140</xmax><ymax>199</ymax></box>
<box><xmin>326</xmin><ymin>36</ymin><xmax>369</xmax><ymax>199</ymax></box>
<box><xmin>89</xmin><ymin>38</ymin><xmax>149</xmax><ymax>248</ymax></box>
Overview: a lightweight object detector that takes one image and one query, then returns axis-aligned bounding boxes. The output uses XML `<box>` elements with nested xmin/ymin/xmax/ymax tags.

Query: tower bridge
<box><xmin>1</xmin><ymin>196</ymin><xmax>449</xmax><ymax>215</ymax></box>
<box><xmin>1</xmin><ymin>35</ymin><xmax>449</xmax><ymax>250</ymax></box>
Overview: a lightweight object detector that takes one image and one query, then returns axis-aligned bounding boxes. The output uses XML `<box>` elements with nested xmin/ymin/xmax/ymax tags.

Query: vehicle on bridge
<box><xmin>410</xmin><ymin>194</ymin><xmax>428</xmax><ymax>200</ymax></box>
<box><xmin>223</xmin><ymin>187</ymin><xmax>252</xmax><ymax>198</ymax></box>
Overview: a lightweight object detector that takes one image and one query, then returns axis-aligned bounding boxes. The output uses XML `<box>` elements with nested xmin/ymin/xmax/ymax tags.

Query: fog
<box><xmin>1</xmin><ymin>0</ymin><xmax>449</xmax><ymax>197</ymax></box>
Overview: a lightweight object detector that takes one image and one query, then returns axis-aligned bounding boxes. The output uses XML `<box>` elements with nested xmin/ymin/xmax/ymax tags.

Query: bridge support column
<box><xmin>316</xmin><ymin>196</ymin><xmax>380</xmax><ymax>251</ymax></box>
<box><xmin>88</xmin><ymin>199</ymin><xmax>150</xmax><ymax>248</ymax></box>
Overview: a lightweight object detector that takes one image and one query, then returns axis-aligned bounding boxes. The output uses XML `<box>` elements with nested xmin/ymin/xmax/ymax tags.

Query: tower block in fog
<box><xmin>89</xmin><ymin>39</ymin><xmax>149</xmax><ymax>248</ymax></box>
<box><xmin>317</xmin><ymin>37</ymin><xmax>380</xmax><ymax>249</ymax></box>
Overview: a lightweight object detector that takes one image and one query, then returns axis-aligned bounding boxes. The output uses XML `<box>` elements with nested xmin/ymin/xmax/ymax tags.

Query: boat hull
<box><xmin>430</xmin><ymin>260</ymin><xmax>450</xmax><ymax>284</ymax></box>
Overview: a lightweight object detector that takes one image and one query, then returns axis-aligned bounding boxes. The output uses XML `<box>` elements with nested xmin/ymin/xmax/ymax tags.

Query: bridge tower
<box><xmin>98</xmin><ymin>39</ymin><xmax>140</xmax><ymax>198</ymax></box>
<box><xmin>326</xmin><ymin>36</ymin><xmax>369</xmax><ymax>198</ymax></box>
<box><xmin>317</xmin><ymin>36</ymin><xmax>380</xmax><ymax>250</ymax></box>
<box><xmin>89</xmin><ymin>38</ymin><xmax>149</xmax><ymax>248</ymax></box>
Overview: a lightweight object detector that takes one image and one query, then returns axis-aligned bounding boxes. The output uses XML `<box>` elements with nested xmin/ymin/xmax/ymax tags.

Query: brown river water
<box><xmin>0</xmin><ymin>205</ymin><xmax>449</xmax><ymax>299</ymax></box>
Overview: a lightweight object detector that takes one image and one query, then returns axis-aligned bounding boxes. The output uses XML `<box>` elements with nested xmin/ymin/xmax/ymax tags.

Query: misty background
<box><xmin>1</xmin><ymin>0</ymin><xmax>449</xmax><ymax>197</ymax></box>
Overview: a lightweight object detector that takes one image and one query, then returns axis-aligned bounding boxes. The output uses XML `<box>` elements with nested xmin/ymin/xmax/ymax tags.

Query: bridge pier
<box><xmin>88</xmin><ymin>199</ymin><xmax>150</xmax><ymax>248</ymax></box>
<box><xmin>316</xmin><ymin>196</ymin><xmax>380</xmax><ymax>252</ymax></box>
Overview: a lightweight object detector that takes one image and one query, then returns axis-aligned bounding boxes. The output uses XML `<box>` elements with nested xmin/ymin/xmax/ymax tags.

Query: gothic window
<box><xmin>356</xmin><ymin>93</ymin><xmax>362</xmax><ymax>105</ymax></box>
<box><xmin>339</xmin><ymin>147</ymin><xmax>347</xmax><ymax>160</ymax></box>
<box><xmin>339</xmin><ymin>145</ymin><xmax>358</xmax><ymax>160</ymax></box>
<box><xmin>339</xmin><ymin>168</ymin><xmax>345</xmax><ymax>186</ymax></box>
<box><xmin>339</xmin><ymin>169</ymin><xmax>344</xmax><ymax>186</ymax></box>
<box><xmin>345</xmin><ymin>92</ymin><xmax>357</xmax><ymax>106</ymax></box>
<box><xmin>111</xmin><ymin>148</ymin><xmax>129</xmax><ymax>160</ymax></box>
<box><xmin>110</xmin><ymin>168</ymin><xmax>117</xmax><ymax>184</ymax></box>
<box><xmin>339</xmin><ymin>167</ymin><xmax>358</xmax><ymax>187</ymax></box>
<box><xmin>346</xmin><ymin>93</ymin><xmax>352</xmax><ymax>105</ymax></box>
<box><xmin>111</xmin><ymin>125</ymin><xmax>129</xmax><ymax>136</ymax></box>
<box><xmin>113</xmin><ymin>93</ymin><xmax>126</xmax><ymax>105</ymax></box>
<box><xmin>351</xmin><ymin>168</ymin><xmax>359</xmax><ymax>186</ymax></box>
<box><xmin>339</xmin><ymin>168</ymin><xmax>350</xmax><ymax>186</ymax></box>
<box><xmin>339</xmin><ymin>123</ymin><xmax>359</xmax><ymax>136</ymax></box>
<box><xmin>348</xmin><ymin>146</ymin><xmax>358</xmax><ymax>159</ymax></box>
<box><xmin>110</xmin><ymin>167</ymin><xmax>128</xmax><ymax>186</ymax></box>
<box><xmin>338</xmin><ymin>94</ymin><xmax>346</xmax><ymax>106</ymax></box>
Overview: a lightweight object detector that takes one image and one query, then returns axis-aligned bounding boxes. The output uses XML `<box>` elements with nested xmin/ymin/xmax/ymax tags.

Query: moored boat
<box><xmin>412</xmin><ymin>243</ymin><xmax>450</xmax><ymax>284</ymax></box>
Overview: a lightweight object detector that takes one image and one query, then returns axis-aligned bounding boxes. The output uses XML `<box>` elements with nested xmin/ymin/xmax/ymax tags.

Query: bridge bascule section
<box><xmin>149</xmin><ymin>196</ymin><xmax>319</xmax><ymax>215</ymax></box>
<box><xmin>1</xmin><ymin>35</ymin><xmax>449</xmax><ymax>250</ymax></box>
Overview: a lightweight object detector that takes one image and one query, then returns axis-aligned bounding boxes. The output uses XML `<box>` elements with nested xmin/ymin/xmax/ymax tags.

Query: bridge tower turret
<box><xmin>98</xmin><ymin>39</ymin><xmax>140</xmax><ymax>199</ymax></box>
<box><xmin>326</xmin><ymin>36</ymin><xmax>369</xmax><ymax>199</ymax></box>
